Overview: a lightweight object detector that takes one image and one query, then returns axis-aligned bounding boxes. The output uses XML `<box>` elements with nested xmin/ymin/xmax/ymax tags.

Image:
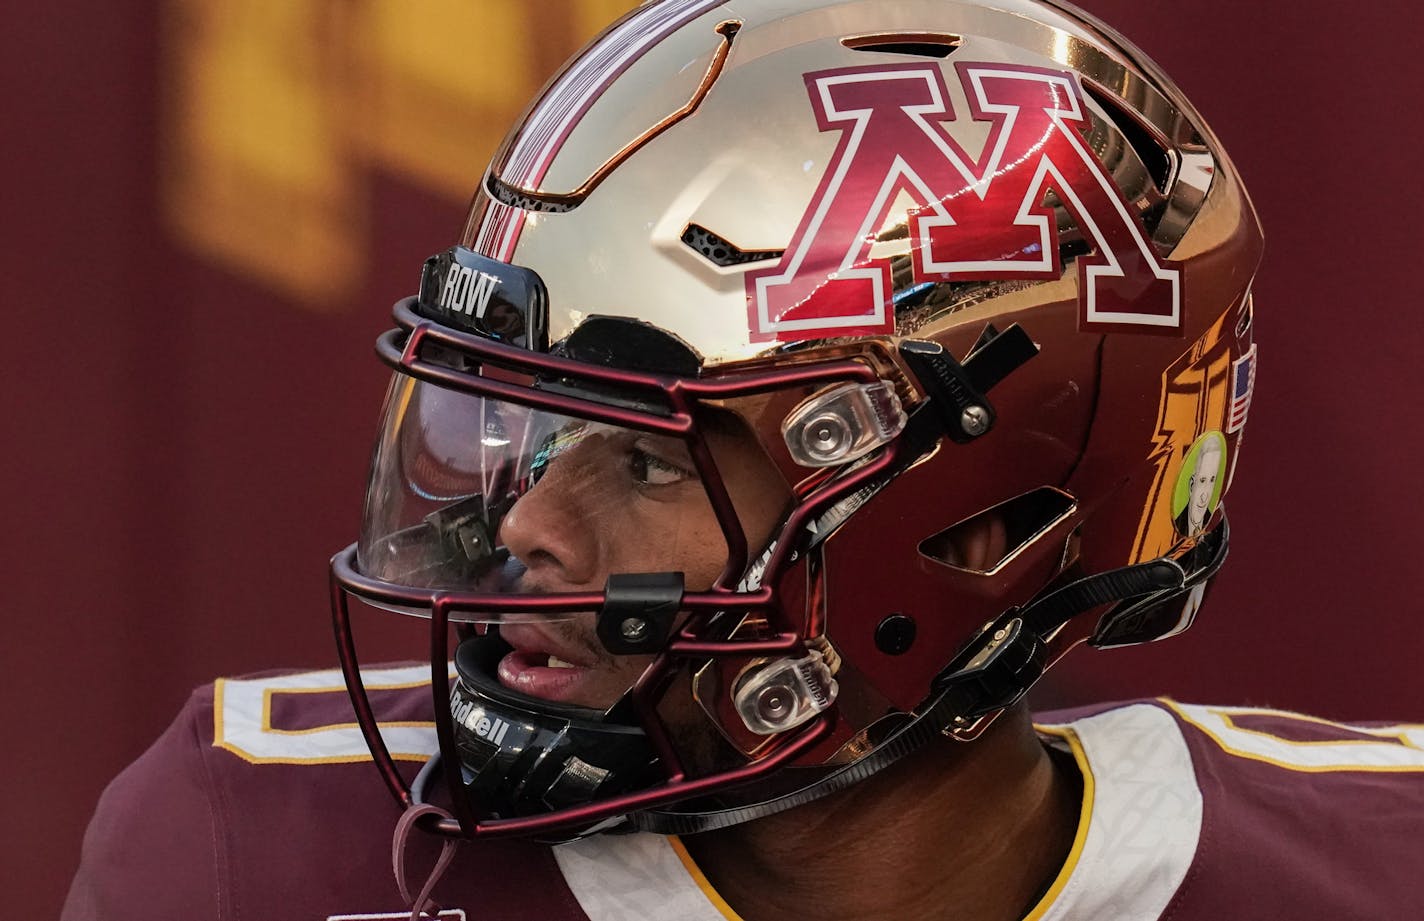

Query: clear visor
<box><xmin>356</xmin><ymin>375</ymin><xmax>788</xmax><ymax>623</ymax></box>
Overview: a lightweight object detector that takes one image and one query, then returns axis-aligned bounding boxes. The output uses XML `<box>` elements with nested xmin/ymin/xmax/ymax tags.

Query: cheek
<box><xmin>607</xmin><ymin>501</ymin><xmax>730</xmax><ymax>589</ymax></box>
<box><xmin>578</xmin><ymin>649</ymin><xmax>659</xmax><ymax>707</ymax></box>
<box><xmin>603</xmin><ymin>651</ymin><xmax>657</xmax><ymax>681</ymax></box>
<box><xmin>745</xmin><ymin>480</ymin><xmax>790</xmax><ymax>545</ymax></box>
<box><xmin>678</xmin><ymin>528</ymin><xmax>733</xmax><ymax>590</ymax></box>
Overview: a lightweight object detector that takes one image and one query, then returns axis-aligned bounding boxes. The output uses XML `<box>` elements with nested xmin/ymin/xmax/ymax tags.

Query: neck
<box><xmin>681</xmin><ymin>706</ymin><xmax>1082</xmax><ymax>921</ymax></box>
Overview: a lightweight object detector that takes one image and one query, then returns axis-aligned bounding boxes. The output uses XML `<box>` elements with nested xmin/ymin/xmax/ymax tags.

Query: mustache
<box><xmin>495</xmin><ymin>614</ymin><xmax>613</xmax><ymax>668</ymax></box>
<box><xmin>500</xmin><ymin>556</ymin><xmax>615</xmax><ymax>664</ymax></box>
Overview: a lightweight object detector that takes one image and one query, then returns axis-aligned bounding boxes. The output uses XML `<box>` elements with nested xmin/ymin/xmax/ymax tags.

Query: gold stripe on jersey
<box><xmin>668</xmin><ymin>836</ymin><xmax>746</xmax><ymax>921</ymax></box>
<box><xmin>259</xmin><ymin>682</ymin><xmax>431</xmax><ymax>736</ymax></box>
<box><xmin>1161</xmin><ymin>699</ymin><xmax>1424</xmax><ymax>773</ymax></box>
<box><xmin>213</xmin><ymin>665</ymin><xmax>448</xmax><ymax>765</ymax></box>
<box><xmin>1022</xmin><ymin>725</ymin><xmax>1095</xmax><ymax>921</ymax></box>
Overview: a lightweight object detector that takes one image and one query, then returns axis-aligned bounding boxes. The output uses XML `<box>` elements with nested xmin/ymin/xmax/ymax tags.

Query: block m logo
<box><xmin>746</xmin><ymin>62</ymin><xmax>1182</xmax><ymax>342</ymax></box>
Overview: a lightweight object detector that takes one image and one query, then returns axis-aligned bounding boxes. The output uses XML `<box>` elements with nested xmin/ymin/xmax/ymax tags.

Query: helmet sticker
<box><xmin>1227</xmin><ymin>343</ymin><xmax>1257</xmax><ymax>433</ymax></box>
<box><xmin>1172</xmin><ymin>431</ymin><xmax>1227</xmax><ymax>536</ymax></box>
<box><xmin>745</xmin><ymin>62</ymin><xmax>1183</xmax><ymax>344</ymax></box>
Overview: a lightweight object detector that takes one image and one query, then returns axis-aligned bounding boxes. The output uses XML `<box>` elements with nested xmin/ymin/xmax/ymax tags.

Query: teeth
<box><xmin>547</xmin><ymin>655</ymin><xmax>576</xmax><ymax>669</ymax></box>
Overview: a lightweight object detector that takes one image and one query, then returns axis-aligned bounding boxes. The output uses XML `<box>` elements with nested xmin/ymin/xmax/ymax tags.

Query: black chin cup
<box><xmin>448</xmin><ymin>634</ymin><xmax>657</xmax><ymax>818</ymax></box>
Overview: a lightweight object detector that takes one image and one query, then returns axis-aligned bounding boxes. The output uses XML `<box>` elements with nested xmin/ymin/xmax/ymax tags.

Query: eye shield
<box><xmin>356</xmin><ymin>375</ymin><xmax>748</xmax><ymax>622</ymax></box>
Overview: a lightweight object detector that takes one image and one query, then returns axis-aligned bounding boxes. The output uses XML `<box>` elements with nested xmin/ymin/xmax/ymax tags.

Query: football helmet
<box><xmin>331</xmin><ymin>0</ymin><xmax>1261</xmax><ymax>839</ymax></box>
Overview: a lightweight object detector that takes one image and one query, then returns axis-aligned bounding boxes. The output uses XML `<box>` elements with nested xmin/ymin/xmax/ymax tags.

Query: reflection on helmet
<box><xmin>330</xmin><ymin>0</ymin><xmax>1262</xmax><ymax>840</ymax></box>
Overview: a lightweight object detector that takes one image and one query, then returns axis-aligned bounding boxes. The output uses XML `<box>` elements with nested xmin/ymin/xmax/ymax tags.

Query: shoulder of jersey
<box><xmin>202</xmin><ymin>662</ymin><xmax>442</xmax><ymax>768</ymax></box>
<box><xmin>64</xmin><ymin>664</ymin><xmax>591</xmax><ymax>921</ymax></box>
<box><xmin>1038</xmin><ymin>697</ymin><xmax>1424</xmax><ymax>775</ymax></box>
<box><xmin>1036</xmin><ymin>698</ymin><xmax>1424</xmax><ymax>919</ymax></box>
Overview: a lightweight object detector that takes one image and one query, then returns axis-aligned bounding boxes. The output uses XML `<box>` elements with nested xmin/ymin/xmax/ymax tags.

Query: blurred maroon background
<box><xmin>5</xmin><ymin>1</ymin><xmax>1421</xmax><ymax>916</ymax></box>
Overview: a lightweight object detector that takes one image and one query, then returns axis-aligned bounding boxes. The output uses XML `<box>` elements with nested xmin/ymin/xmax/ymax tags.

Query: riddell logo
<box><xmin>746</xmin><ymin>62</ymin><xmax>1183</xmax><ymax>342</ymax></box>
<box><xmin>450</xmin><ymin>697</ymin><xmax>512</xmax><ymax>746</ymax></box>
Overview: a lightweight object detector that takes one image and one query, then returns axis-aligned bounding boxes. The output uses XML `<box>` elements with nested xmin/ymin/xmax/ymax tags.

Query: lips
<box><xmin>495</xmin><ymin>624</ymin><xmax>602</xmax><ymax>704</ymax></box>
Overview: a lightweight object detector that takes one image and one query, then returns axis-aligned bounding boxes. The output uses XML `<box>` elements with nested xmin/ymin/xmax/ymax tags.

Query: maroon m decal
<box><xmin>745</xmin><ymin>62</ymin><xmax>1182</xmax><ymax>342</ymax></box>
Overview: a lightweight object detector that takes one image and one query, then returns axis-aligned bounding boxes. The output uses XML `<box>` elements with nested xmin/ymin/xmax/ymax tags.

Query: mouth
<box><xmin>495</xmin><ymin>624</ymin><xmax>609</xmax><ymax>706</ymax></box>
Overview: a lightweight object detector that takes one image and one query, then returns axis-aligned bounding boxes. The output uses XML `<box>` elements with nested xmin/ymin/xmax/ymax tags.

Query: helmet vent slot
<box><xmin>682</xmin><ymin>223</ymin><xmax>785</xmax><ymax>267</ymax></box>
<box><xmin>1235</xmin><ymin>291</ymin><xmax>1254</xmax><ymax>337</ymax></box>
<box><xmin>919</xmin><ymin>487</ymin><xmax>1076</xmax><ymax>575</ymax></box>
<box><xmin>487</xmin><ymin>174</ymin><xmax>577</xmax><ymax>213</ymax></box>
<box><xmin>1080</xmin><ymin>81</ymin><xmax>1174</xmax><ymax>197</ymax></box>
<box><xmin>842</xmin><ymin>33</ymin><xmax>961</xmax><ymax>59</ymax></box>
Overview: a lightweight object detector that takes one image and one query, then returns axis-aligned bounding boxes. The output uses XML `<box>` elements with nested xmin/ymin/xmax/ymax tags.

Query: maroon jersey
<box><xmin>64</xmin><ymin>666</ymin><xmax>1424</xmax><ymax>920</ymax></box>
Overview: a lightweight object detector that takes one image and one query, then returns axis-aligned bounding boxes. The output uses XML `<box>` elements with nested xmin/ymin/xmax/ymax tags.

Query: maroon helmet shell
<box><xmin>331</xmin><ymin>0</ymin><xmax>1262</xmax><ymax>838</ymax></box>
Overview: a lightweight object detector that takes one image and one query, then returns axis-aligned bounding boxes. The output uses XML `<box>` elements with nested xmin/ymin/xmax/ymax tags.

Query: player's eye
<box><xmin>628</xmin><ymin>442</ymin><xmax>696</xmax><ymax>487</ymax></box>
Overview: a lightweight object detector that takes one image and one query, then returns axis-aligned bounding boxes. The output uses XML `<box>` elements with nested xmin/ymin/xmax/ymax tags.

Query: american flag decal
<box><xmin>1227</xmin><ymin>344</ymin><xmax>1256</xmax><ymax>432</ymax></box>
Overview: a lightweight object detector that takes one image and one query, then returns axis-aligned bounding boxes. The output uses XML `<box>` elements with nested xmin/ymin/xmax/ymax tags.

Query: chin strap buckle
<box><xmin>934</xmin><ymin>615</ymin><xmax>1047</xmax><ymax>725</ymax></box>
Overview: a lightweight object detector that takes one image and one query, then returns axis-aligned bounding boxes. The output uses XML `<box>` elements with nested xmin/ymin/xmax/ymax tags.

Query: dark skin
<box><xmin>683</xmin><ymin>707</ymin><xmax>1083</xmax><ymax>921</ymax></box>
<box><xmin>495</xmin><ymin>415</ymin><xmax>1083</xmax><ymax>920</ymax></box>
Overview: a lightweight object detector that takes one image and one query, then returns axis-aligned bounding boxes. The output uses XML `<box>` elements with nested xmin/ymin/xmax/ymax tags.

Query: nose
<box><xmin>497</xmin><ymin>455</ymin><xmax>602</xmax><ymax>589</ymax></box>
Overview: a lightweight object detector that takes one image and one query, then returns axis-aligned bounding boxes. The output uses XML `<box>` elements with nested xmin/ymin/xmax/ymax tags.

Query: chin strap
<box><xmin>632</xmin><ymin>518</ymin><xmax>1229</xmax><ymax>836</ymax></box>
<box><xmin>629</xmin><ymin>612</ymin><xmax>1042</xmax><ymax>837</ymax></box>
<box><xmin>393</xmin><ymin>803</ymin><xmax>460</xmax><ymax>921</ymax></box>
<box><xmin>1018</xmin><ymin>557</ymin><xmax>1189</xmax><ymax>638</ymax></box>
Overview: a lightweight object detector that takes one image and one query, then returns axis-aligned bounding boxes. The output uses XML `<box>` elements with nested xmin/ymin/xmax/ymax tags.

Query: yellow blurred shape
<box><xmin>163</xmin><ymin>0</ymin><xmax>359</xmax><ymax>306</ymax></box>
<box><xmin>353</xmin><ymin>2</ymin><xmax>535</xmax><ymax>199</ymax></box>
<box><xmin>162</xmin><ymin>0</ymin><xmax>637</xmax><ymax>310</ymax></box>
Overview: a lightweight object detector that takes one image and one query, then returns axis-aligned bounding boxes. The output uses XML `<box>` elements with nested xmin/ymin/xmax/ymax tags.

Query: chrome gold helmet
<box><xmin>331</xmin><ymin>0</ymin><xmax>1262</xmax><ymax>839</ymax></box>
